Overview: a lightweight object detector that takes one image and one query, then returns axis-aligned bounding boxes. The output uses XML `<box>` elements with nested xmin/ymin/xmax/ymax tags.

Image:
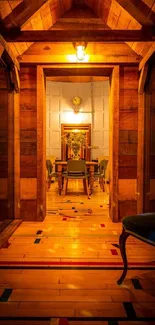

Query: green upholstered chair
<box><xmin>63</xmin><ymin>160</ymin><xmax>89</xmax><ymax>197</ymax></box>
<box><xmin>94</xmin><ymin>159</ymin><xmax>108</xmax><ymax>192</ymax></box>
<box><xmin>117</xmin><ymin>212</ymin><xmax>155</xmax><ymax>284</ymax></box>
<box><xmin>46</xmin><ymin>160</ymin><xmax>57</xmax><ymax>190</ymax></box>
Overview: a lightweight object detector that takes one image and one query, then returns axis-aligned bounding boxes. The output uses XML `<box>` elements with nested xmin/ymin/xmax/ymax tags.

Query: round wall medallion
<box><xmin>72</xmin><ymin>96</ymin><xmax>82</xmax><ymax>106</ymax></box>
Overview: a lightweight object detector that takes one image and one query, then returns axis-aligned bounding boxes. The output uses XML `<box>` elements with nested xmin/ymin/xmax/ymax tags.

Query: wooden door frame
<box><xmin>37</xmin><ymin>64</ymin><xmax>119</xmax><ymax>222</ymax></box>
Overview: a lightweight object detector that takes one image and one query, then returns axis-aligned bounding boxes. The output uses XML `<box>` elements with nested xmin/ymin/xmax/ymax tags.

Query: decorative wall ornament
<box><xmin>62</xmin><ymin>130</ymin><xmax>98</xmax><ymax>160</ymax></box>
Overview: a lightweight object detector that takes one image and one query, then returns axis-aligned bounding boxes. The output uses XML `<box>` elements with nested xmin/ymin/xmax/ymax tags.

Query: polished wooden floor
<box><xmin>0</xmin><ymin>179</ymin><xmax>155</xmax><ymax>324</ymax></box>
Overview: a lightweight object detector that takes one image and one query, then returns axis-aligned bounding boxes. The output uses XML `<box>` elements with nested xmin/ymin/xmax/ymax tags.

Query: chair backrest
<box><xmin>92</xmin><ymin>159</ymin><xmax>99</xmax><ymax>173</ymax></box>
<box><xmin>55</xmin><ymin>159</ymin><xmax>62</xmax><ymax>173</ymax></box>
<box><xmin>46</xmin><ymin>160</ymin><xmax>53</xmax><ymax>175</ymax></box>
<box><xmin>67</xmin><ymin>159</ymin><xmax>87</xmax><ymax>175</ymax></box>
<box><xmin>99</xmin><ymin>159</ymin><xmax>108</xmax><ymax>176</ymax></box>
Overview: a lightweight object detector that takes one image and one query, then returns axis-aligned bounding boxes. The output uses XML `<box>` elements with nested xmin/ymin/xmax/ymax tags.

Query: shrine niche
<box><xmin>61</xmin><ymin>124</ymin><xmax>91</xmax><ymax>161</ymax></box>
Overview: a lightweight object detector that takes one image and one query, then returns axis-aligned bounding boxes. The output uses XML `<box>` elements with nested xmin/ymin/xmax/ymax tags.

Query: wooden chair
<box><xmin>95</xmin><ymin>159</ymin><xmax>108</xmax><ymax>192</ymax></box>
<box><xmin>63</xmin><ymin>160</ymin><xmax>89</xmax><ymax>197</ymax></box>
<box><xmin>46</xmin><ymin>160</ymin><xmax>57</xmax><ymax>191</ymax></box>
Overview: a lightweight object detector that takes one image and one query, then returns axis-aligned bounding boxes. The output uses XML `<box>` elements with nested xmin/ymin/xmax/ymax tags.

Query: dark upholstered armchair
<box><xmin>117</xmin><ymin>213</ymin><xmax>155</xmax><ymax>284</ymax></box>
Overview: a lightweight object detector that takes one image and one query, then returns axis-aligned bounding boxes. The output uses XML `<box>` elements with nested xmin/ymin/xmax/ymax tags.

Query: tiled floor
<box><xmin>0</xmin><ymin>180</ymin><xmax>155</xmax><ymax>324</ymax></box>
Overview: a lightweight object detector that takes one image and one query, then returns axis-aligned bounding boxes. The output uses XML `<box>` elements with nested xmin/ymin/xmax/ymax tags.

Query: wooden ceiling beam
<box><xmin>0</xmin><ymin>35</ymin><xmax>20</xmax><ymax>70</ymax></box>
<box><xmin>3</xmin><ymin>28</ymin><xmax>155</xmax><ymax>42</ymax></box>
<box><xmin>1</xmin><ymin>0</ymin><xmax>49</xmax><ymax>29</ymax></box>
<box><xmin>116</xmin><ymin>0</ymin><xmax>154</xmax><ymax>26</ymax></box>
<box><xmin>18</xmin><ymin>54</ymin><xmax>140</xmax><ymax>64</ymax></box>
<box><xmin>44</xmin><ymin>66</ymin><xmax>113</xmax><ymax>77</ymax></box>
<box><xmin>139</xmin><ymin>43</ymin><xmax>155</xmax><ymax>70</ymax></box>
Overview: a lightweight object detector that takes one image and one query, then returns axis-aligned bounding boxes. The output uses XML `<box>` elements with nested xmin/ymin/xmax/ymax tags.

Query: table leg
<box><xmin>89</xmin><ymin>165</ymin><xmax>94</xmax><ymax>194</ymax></box>
<box><xmin>47</xmin><ymin>175</ymin><xmax>51</xmax><ymax>191</ymax></box>
<box><xmin>57</xmin><ymin>165</ymin><xmax>63</xmax><ymax>195</ymax></box>
<box><xmin>117</xmin><ymin>227</ymin><xmax>130</xmax><ymax>284</ymax></box>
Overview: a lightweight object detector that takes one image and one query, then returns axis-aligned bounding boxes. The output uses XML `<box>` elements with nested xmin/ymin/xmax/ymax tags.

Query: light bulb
<box><xmin>76</xmin><ymin>45</ymin><xmax>85</xmax><ymax>61</ymax></box>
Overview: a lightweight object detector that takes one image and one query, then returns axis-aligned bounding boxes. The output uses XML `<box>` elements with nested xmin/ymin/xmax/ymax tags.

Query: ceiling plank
<box><xmin>3</xmin><ymin>28</ymin><xmax>155</xmax><ymax>42</ymax></box>
<box><xmin>50</xmin><ymin>22</ymin><xmax>108</xmax><ymax>30</ymax></box>
<box><xmin>1</xmin><ymin>0</ymin><xmax>49</xmax><ymax>29</ymax></box>
<box><xmin>116</xmin><ymin>0</ymin><xmax>153</xmax><ymax>25</ymax></box>
<box><xmin>139</xmin><ymin>42</ymin><xmax>155</xmax><ymax>70</ymax></box>
<box><xmin>0</xmin><ymin>34</ymin><xmax>20</xmax><ymax>70</ymax></box>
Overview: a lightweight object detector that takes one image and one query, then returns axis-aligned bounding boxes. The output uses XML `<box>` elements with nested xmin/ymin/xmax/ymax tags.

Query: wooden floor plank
<box><xmin>0</xmin><ymin>181</ymin><xmax>155</xmax><ymax>320</ymax></box>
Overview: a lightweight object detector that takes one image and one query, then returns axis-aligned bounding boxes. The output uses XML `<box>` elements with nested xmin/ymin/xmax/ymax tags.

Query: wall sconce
<box><xmin>73</xmin><ymin>42</ymin><xmax>87</xmax><ymax>62</ymax></box>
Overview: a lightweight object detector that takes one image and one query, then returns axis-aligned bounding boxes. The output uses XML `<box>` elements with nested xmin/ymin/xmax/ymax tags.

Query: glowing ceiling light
<box><xmin>73</xmin><ymin>42</ymin><xmax>87</xmax><ymax>62</ymax></box>
<box><xmin>76</xmin><ymin>45</ymin><xmax>85</xmax><ymax>61</ymax></box>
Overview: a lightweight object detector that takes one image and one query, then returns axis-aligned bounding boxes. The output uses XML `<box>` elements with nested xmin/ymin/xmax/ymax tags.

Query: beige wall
<box><xmin>46</xmin><ymin>81</ymin><xmax>109</xmax><ymax>160</ymax></box>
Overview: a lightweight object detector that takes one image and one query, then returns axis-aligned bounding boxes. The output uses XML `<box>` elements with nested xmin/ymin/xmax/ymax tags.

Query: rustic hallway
<box><xmin>0</xmin><ymin>182</ymin><xmax>155</xmax><ymax>324</ymax></box>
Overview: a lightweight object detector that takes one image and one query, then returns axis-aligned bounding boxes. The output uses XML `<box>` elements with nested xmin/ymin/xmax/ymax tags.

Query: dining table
<box><xmin>54</xmin><ymin>161</ymin><xmax>98</xmax><ymax>195</ymax></box>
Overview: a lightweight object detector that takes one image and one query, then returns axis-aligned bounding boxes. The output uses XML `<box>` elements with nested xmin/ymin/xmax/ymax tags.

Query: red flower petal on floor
<box><xmin>111</xmin><ymin>249</ymin><xmax>118</xmax><ymax>255</ymax></box>
<box><xmin>59</xmin><ymin>318</ymin><xmax>69</xmax><ymax>325</ymax></box>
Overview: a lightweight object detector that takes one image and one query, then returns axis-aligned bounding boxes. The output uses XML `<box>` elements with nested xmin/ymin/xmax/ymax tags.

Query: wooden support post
<box><xmin>138</xmin><ymin>63</ymin><xmax>148</xmax><ymax>94</ymax></box>
<box><xmin>8</xmin><ymin>92</ymin><xmax>14</xmax><ymax>219</ymax></box>
<box><xmin>109</xmin><ymin>66</ymin><xmax>119</xmax><ymax>222</ymax></box>
<box><xmin>14</xmin><ymin>92</ymin><xmax>20</xmax><ymax>219</ymax></box>
<box><xmin>10</xmin><ymin>65</ymin><xmax>20</xmax><ymax>93</ymax></box>
<box><xmin>37</xmin><ymin>66</ymin><xmax>46</xmax><ymax>221</ymax></box>
<box><xmin>8</xmin><ymin>90</ymin><xmax>20</xmax><ymax>219</ymax></box>
<box><xmin>137</xmin><ymin>63</ymin><xmax>149</xmax><ymax>213</ymax></box>
<box><xmin>137</xmin><ymin>93</ymin><xmax>145</xmax><ymax>213</ymax></box>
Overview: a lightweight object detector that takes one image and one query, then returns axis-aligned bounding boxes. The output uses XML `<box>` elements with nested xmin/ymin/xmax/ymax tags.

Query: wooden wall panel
<box><xmin>0</xmin><ymin>179</ymin><xmax>8</xmax><ymax>199</ymax></box>
<box><xmin>118</xmin><ymin>179</ymin><xmax>136</xmax><ymax>200</ymax></box>
<box><xmin>118</xmin><ymin>66</ymin><xmax>139</xmax><ymax>220</ymax></box>
<box><xmin>20</xmin><ymin>200</ymin><xmax>37</xmax><ymax>221</ymax></box>
<box><xmin>20</xmin><ymin>178</ymin><xmax>37</xmax><ymax>199</ymax></box>
<box><xmin>20</xmin><ymin>67</ymin><xmax>37</xmax><ymax>220</ymax></box>
<box><xmin>20</xmin><ymin>155</ymin><xmax>37</xmax><ymax>178</ymax></box>
<box><xmin>120</xmin><ymin>89</ymin><xmax>138</xmax><ymax>110</ymax></box>
<box><xmin>146</xmin><ymin>65</ymin><xmax>155</xmax><ymax>211</ymax></box>
<box><xmin>0</xmin><ymin>200</ymin><xmax>8</xmax><ymax>221</ymax></box>
<box><xmin>0</xmin><ymin>66</ymin><xmax>8</xmax><ymax>220</ymax></box>
<box><xmin>118</xmin><ymin>200</ymin><xmax>137</xmax><ymax>219</ymax></box>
